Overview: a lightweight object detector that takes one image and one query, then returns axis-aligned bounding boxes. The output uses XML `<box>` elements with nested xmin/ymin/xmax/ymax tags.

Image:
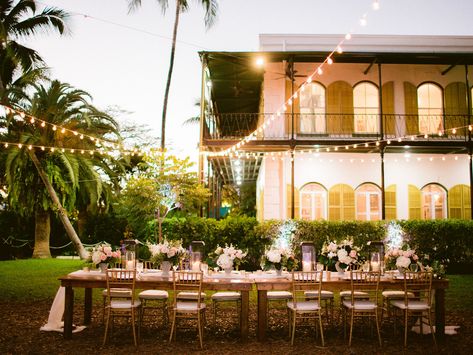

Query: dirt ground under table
<box><xmin>1</xmin><ymin>300</ymin><xmax>471</xmax><ymax>355</ymax></box>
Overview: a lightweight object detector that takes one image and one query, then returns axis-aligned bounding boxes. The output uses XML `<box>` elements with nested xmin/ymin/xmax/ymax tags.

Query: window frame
<box><xmin>353</xmin><ymin>81</ymin><xmax>379</xmax><ymax>134</ymax></box>
<box><xmin>417</xmin><ymin>82</ymin><xmax>444</xmax><ymax>135</ymax></box>
<box><xmin>355</xmin><ymin>182</ymin><xmax>382</xmax><ymax>221</ymax></box>
<box><xmin>299</xmin><ymin>182</ymin><xmax>328</xmax><ymax>221</ymax></box>
<box><xmin>421</xmin><ymin>183</ymin><xmax>447</xmax><ymax>220</ymax></box>
<box><xmin>298</xmin><ymin>81</ymin><xmax>326</xmax><ymax>134</ymax></box>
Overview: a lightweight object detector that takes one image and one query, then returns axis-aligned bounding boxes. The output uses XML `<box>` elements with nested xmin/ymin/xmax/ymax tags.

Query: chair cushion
<box><xmin>176</xmin><ymin>291</ymin><xmax>207</xmax><ymax>300</ymax></box>
<box><xmin>110</xmin><ymin>299</ymin><xmax>141</xmax><ymax>309</ymax></box>
<box><xmin>342</xmin><ymin>300</ymin><xmax>377</xmax><ymax>310</ymax></box>
<box><xmin>175</xmin><ymin>301</ymin><xmax>206</xmax><ymax>312</ymax></box>
<box><xmin>391</xmin><ymin>300</ymin><xmax>430</xmax><ymax>310</ymax></box>
<box><xmin>211</xmin><ymin>291</ymin><xmax>241</xmax><ymax>301</ymax></box>
<box><xmin>304</xmin><ymin>290</ymin><xmax>334</xmax><ymax>299</ymax></box>
<box><xmin>382</xmin><ymin>290</ymin><xmax>415</xmax><ymax>298</ymax></box>
<box><xmin>267</xmin><ymin>291</ymin><xmax>292</xmax><ymax>300</ymax></box>
<box><xmin>139</xmin><ymin>289</ymin><xmax>169</xmax><ymax>300</ymax></box>
<box><xmin>340</xmin><ymin>290</ymin><xmax>369</xmax><ymax>299</ymax></box>
<box><xmin>287</xmin><ymin>300</ymin><xmax>320</xmax><ymax>312</ymax></box>
<box><xmin>102</xmin><ymin>288</ymin><xmax>132</xmax><ymax>298</ymax></box>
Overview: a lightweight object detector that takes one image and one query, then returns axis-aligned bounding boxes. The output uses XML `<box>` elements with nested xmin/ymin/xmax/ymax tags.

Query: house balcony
<box><xmin>203</xmin><ymin>113</ymin><xmax>470</xmax><ymax>149</ymax></box>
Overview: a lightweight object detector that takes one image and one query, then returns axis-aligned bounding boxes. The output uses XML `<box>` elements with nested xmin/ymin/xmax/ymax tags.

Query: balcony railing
<box><xmin>203</xmin><ymin>113</ymin><xmax>470</xmax><ymax>142</ymax></box>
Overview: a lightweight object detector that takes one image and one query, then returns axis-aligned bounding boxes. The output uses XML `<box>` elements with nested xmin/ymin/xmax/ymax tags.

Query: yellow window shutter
<box><xmin>329</xmin><ymin>184</ymin><xmax>354</xmax><ymax>220</ymax></box>
<box><xmin>327</xmin><ymin>81</ymin><xmax>353</xmax><ymax>134</ymax></box>
<box><xmin>342</xmin><ymin>184</ymin><xmax>355</xmax><ymax>220</ymax></box>
<box><xmin>382</xmin><ymin>81</ymin><xmax>395</xmax><ymax>135</ymax></box>
<box><xmin>328</xmin><ymin>184</ymin><xmax>341</xmax><ymax>220</ymax></box>
<box><xmin>445</xmin><ymin>82</ymin><xmax>467</xmax><ymax>135</ymax></box>
<box><xmin>404</xmin><ymin>82</ymin><xmax>418</xmax><ymax>135</ymax></box>
<box><xmin>448</xmin><ymin>184</ymin><xmax>471</xmax><ymax>219</ymax></box>
<box><xmin>408</xmin><ymin>184</ymin><xmax>421</xmax><ymax>219</ymax></box>
<box><xmin>385</xmin><ymin>184</ymin><xmax>397</xmax><ymax>220</ymax></box>
<box><xmin>463</xmin><ymin>185</ymin><xmax>471</xmax><ymax>220</ymax></box>
<box><xmin>294</xmin><ymin>186</ymin><xmax>300</xmax><ymax>219</ymax></box>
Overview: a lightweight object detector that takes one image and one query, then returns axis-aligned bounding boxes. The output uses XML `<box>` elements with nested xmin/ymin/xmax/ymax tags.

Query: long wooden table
<box><xmin>59</xmin><ymin>270</ymin><xmax>252</xmax><ymax>341</ymax></box>
<box><xmin>254</xmin><ymin>274</ymin><xmax>449</xmax><ymax>341</ymax></box>
<box><xmin>60</xmin><ymin>271</ymin><xmax>449</xmax><ymax>343</ymax></box>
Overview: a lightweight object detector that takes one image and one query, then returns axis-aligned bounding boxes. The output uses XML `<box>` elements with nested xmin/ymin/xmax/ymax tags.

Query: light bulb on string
<box><xmin>337</xmin><ymin>45</ymin><xmax>343</xmax><ymax>54</ymax></box>
<box><xmin>345</xmin><ymin>33</ymin><xmax>352</xmax><ymax>40</ymax></box>
<box><xmin>317</xmin><ymin>67</ymin><xmax>323</xmax><ymax>75</ymax></box>
<box><xmin>327</xmin><ymin>57</ymin><xmax>333</xmax><ymax>65</ymax></box>
<box><xmin>373</xmin><ymin>0</ymin><xmax>380</xmax><ymax>10</ymax></box>
<box><xmin>41</xmin><ymin>122</ymin><xmax>45</xmax><ymax>127</ymax></box>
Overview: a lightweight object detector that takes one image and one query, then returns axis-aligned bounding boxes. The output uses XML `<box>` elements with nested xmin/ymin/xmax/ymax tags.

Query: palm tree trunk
<box><xmin>77</xmin><ymin>209</ymin><xmax>88</xmax><ymax>239</ymax></box>
<box><xmin>32</xmin><ymin>209</ymin><xmax>51</xmax><ymax>258</ymax></box>
<box><xmin>28</xmin><ymin>150</ymin><xmax>88</xmax><ymax>259</ymax></box>
<box><xmin>160</xmin><ymin>1</ymin><xmax>181</xmax><ymax>150</ymax></box>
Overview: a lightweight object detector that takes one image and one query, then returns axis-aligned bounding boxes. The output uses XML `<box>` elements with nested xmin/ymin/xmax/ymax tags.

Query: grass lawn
<box><xmin>1</xmin><ymin>259</ymin><xmax>473</xmax><ymax>312</ymax></box>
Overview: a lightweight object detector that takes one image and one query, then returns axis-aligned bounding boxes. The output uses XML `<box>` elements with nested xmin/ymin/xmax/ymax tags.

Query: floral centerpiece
<box><xmin>214</xmin><ymin>244</ymin><xmax>247</xmax><ymax>272</ymax></box>
<box><xmin>148</xmin><ymin>239</ymin><xmax>186</xmax><ymax>268</ymax></box>
<box><xmin>318</xmin><ymin>239</ymin><xmax>360</xmax><ymax>272</ymax></box>
<box><xmin>385</xmin><ymin>245</ymin><xmax>419</xmax><ymax>272</ymax></box>
<box><xmin>262</xmin><ymin>246</ymin><xmax>298</xmax><ymax>273</ymax></box>
<box><xmin>91</xmin><ymin>243</ymin><xmax>121</xmax><ymax>272</ymax></box>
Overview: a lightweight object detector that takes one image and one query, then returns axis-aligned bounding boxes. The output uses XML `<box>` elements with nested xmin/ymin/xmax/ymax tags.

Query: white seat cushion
<box><xmin>139</xmin><ymin>289</ymin><xmax>169</xmax><ymax>300</ymax></box>
<box><xmin>267</xmin><ymin>291</ymin><xmax>292</xmax><ymax>300</ymax></box>
<box><xmin>176</xmin><ymin>291</ymin><xmax>207</xmax><ymax>300</ymax></box>
<box><xmin>304</xmin><ymin>290</ymin><xmax>334</xmax><ymax>299</ymax></box>
<box><xmin>287</xmin><ymin>300</ymin><xmax>320</xmax><ymax>312</ymax></box>
<box><xmin>102</xmin><ymin>288</ymin><xmax>132</xmax><ymax>298</ymax></box>
<box><xmin>110</xmin><ymin>299</ymin><xmax>141</xmax><ymax>309</ymax></box>
<box><xmin>382</xmin><ymin>290</ymin><xmax>415</xmax><ymax>298</ymax></box>
<box><xmin>211</xmin><ymin>291</ymin><xmax>241</xmax><ymax>301</ymax></box>
<box><xmin>175</xmin><ymin>301</ymin><xmax>206</xmax><ymax>312</ymax></box>
<box><xmin>340</xmin><ymin>290</ymin><xmax>369</xmax><ymax>299</ymax></box>
<box><xmin>391</xmin><ymin>300</ymin><xmax>430</xmax><ymax>311</ymax></box>
<box><xmin>342</xmin><ymin>300</ymin><xmax>377</xmax><ymax>310</ymax></box>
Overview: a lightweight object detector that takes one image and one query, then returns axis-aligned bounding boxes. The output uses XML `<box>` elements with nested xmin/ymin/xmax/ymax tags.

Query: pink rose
<box><xmin>100</xmin><ymin>254</ymin><xmax>107</xmax><ymax>261</ymax></box>
<box><xmin>349</xmin><ymin>250</ymin><xmax>357</xmax><ymax>258</ymax></box>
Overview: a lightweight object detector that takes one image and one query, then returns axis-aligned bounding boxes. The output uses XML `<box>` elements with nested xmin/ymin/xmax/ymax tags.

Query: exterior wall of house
<box><xmin>259</xmin><ymin>152</ymin><xmax>470</xmax><ymax>220</ymax></box>
<box><xmin>262</xmin><ymin>62</ymin><xmax>470</xmax><ymax>138</ymax></box>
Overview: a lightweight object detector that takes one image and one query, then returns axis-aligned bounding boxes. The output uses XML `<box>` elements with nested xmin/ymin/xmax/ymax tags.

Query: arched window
<box><xmin>417</xmin><ymin>83</ymin><xmax>443</xmax><ymax>135</ymax></box>
<box><xmin>299</xmin><ymin>82</ymin><xmax>325</xmax><ymax>133</ymax></box>
<box><xmin>421</xmin><ymin>184</ymin><xmax>447</xmax><ymax>219</ymax></box>
<box><xmin>356</xmin><ymin>183</ymin><xmax>381</xmax><ymax>221</ymax></box>
<box><xmin>300</xmin><ymin>183</ymin><xmax>327</xmax><ymax>220</ymax></box>
<box><xmin>353</xmin><ymin>82</ymin><xmax>379</xmax><ymax>133</ymax></box>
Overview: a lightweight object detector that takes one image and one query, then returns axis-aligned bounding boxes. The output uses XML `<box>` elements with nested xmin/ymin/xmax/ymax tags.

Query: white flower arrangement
<box><xmin>148</xmin><ymin>239</ymin><xmax>186</xmax><ymax>266</ymax></box>
<box><xmin>262</xmin><ymin>246</ymin><xmax>298</xmax><ymax>271</ymax></box>
<box><xmin>91</xmin><ymin>243</ymin><xmax>121</xmax><ymax>265</ymax></box>
<box><xmin>319</xmin><ymin>239</ymin><xmax>360</xmax><ymax>270</ymax></box>
<box><xmin>385</xmin><ymin>246</ymin><xmax>419</xmax><ymax>270</ymax></box>
<box><xmin>214</xmin><ymin>244</ymin><xmax>247</xmax><ymax>269</ymax></box>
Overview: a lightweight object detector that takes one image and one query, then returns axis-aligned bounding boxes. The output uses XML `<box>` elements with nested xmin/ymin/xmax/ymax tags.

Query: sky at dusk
<box><xmin>32</xmin><ymin>0</ymin><xmax>473</xmax><ymax>164</ymax></box>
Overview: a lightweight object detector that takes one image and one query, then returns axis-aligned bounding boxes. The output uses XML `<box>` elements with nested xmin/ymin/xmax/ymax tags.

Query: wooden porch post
<box><xmin>378</xmin><ymin>63</ymin><xmax>386</xmax><ymax>220</ymax></box>
<box><xmin>465</xmin><ymin>65</ymin><xmax>473</xmax><ymax>219</ymax></box>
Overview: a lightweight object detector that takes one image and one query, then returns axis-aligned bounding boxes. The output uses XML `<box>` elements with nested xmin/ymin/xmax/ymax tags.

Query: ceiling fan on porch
<box><xmin>273</xmin><ymin>59</ymin><xmax>307</xmax><ymax>81</ymax></box>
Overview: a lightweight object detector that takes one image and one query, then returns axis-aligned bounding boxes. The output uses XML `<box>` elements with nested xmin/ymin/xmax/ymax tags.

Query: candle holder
<box><xmin>190</xmin><ymin>241</ymin><xmax>205</xmax><ymax>271</ymax></box>
<box><xmin>367</xmin><ymin>241</ymin><xmax>385</xmax><ymax>274</ymax></box>
<box><xmin>122</xmin><ymin>239</ymin><xmax>140</xmax><ymax>269</ymax></box>
<box><xmin>300</xmin><ymin>241</ymin><xmax>316</xmax><ymax>272</ymax></box>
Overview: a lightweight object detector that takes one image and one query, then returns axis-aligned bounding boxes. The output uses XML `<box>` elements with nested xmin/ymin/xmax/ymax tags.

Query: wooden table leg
<box><xmin>64</xmin><ymin>286</ymin><xmax>74</xmax><ymax>339</ymax></box>
<box><xmin>257</xmin><ymin>290</ymin><xmax>267</xmax><ymax>342</ymax></box>
<box><xmin>435</xmin><ymin>288</ymin><xmax>445</xmax><ymax>339</ymax></box>
<box><xmin>240</xmin><ymin>290</ymin><xmax>249</xmax><ymax>341</ymax></box>
<box><xmin>84</xmin><ymin>288</ymin><xmax>92</xmax><ymax>325</ymax></box>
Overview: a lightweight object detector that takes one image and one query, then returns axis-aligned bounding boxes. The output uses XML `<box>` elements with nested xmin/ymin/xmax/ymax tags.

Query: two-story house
<box><xmin>198</xmin><ymin>34</ymin><xmax>473</xmax><ymax>222</ymax></box>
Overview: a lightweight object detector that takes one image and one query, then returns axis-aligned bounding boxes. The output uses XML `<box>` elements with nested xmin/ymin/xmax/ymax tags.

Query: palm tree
<box><xmin>128</xmin><ymin>0</ymin><xmax>218</xmax><ymax>150</ymax></box>
<box><xmin>0</xmin><ymin>0</ymin><xmax>68</xmax><ymax>94</ymax></box>
<box><xmin>2</xmin><ymin>80</ymin><xmax>121</xmax><ymax>258</ymax></box>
